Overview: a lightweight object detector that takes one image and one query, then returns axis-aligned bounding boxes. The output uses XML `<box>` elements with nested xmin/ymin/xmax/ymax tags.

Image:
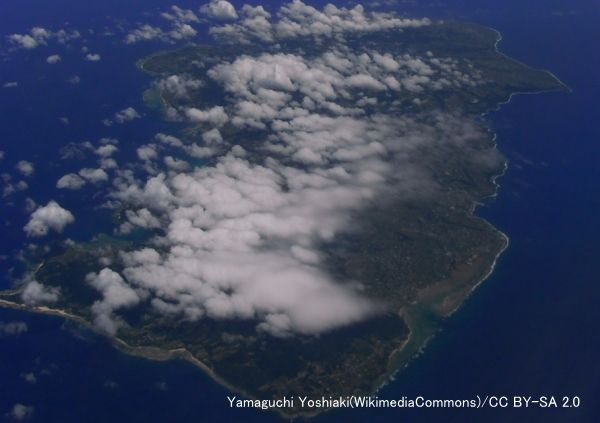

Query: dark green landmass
<box><xmin>0</xmin><ymin>20</ymin><xmax>565</xmax><ymax>418</ymax></box>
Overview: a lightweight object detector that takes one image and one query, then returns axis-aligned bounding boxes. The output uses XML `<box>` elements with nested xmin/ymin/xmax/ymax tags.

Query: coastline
<box><xmin>371</xmin><ymin>24</ymin><xmax>571</xmax><ymax>393</ymax></box>
<box><xmin>0</xmin><ymin>77</ymin><xmax>563</xmax><ymax>423</ymax></box>
<box><xmin>490</xmin><ymin>27</ymin><xmax>571</xmax><ymax>96</ymax></box>
<box><xmin>0</xmin><ymin>214</ymin><xmax>506</xmax><ymax>421</ymax></box>
<box><xmin>0</xmin><ymin>22</ymin><xmax>571</xmax><ymax>421</ymax></box>
<box><xmin>0</xmin><ymin>221</ymin><xmax>509</xmax><ymax>421</ymax></box>
<box><xmin>0</xmin><ymin>293</ymin><xmax>312</xmax><ymax>420</ymax></box>
<box><xmin>0</xmin><ymin>294</ymin><xmax>291</xmax><ymax>417</ymax></box>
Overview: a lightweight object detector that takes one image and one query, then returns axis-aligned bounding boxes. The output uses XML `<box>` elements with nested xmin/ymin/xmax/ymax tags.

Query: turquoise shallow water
<box><xmin>0</xmin><ymin>1</ymin><xmax>598</xmax><ymax>422</ymax></box>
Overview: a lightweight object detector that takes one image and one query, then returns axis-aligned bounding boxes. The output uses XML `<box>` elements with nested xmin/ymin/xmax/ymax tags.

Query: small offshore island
<box><xmin>1</xmin><ymin>3</ymin><xmax>565</xmax><ymax>418</ymax></box>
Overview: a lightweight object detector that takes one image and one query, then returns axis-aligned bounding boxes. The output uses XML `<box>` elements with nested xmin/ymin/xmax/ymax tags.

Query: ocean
<box><xmin>0</xmin><ymin>0</ymin><xmax>598</xmax><ymax>422</ymax></box>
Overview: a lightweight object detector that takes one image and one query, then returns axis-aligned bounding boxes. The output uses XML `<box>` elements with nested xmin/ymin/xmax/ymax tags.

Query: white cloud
<box><xmin>164</xmin><ymin>156</ymin><xmax>190</xmax><ymax>171</ymax></box>
<box><xmin>168</xmin><ymin>23</ymin><xmax>197</xmax><ymax>41</ymax></box>
<box><xmin>104</xmin><ymin>49</ymin><xmax>485</xmax><ymax>338</ymax></box>
<box><xmin>46</xmin><ymin>54</ymin><xmax>61</xmax><ymax>64</ymax></box>
<box><xmin>99</xmin><ymin>158</ymin><xmax>118</xmax><ymax>170</ymax></box>
<box><xmin>0</xmin><ymin>321</ymin><xmax>28</xmax><ymax>336</ymax></box>
<box><xmin>57</xmin><ymin>173</ymin><xmax>86</xmax><ymax>190</ymax></box>
<box><xmin>153</xmin><ymin>132</ymin><xmax>217</xmax><ymax>159</ymax></box>
<box><xmin>155</xmin><ymin>75</ymin><xmax>203</xmax><ymax>99</ymax></box>
<box><xmin>8</xmin><ymin>27</ymin><xmax>50</xmax><ymax>49</ymax></box>
<box><xmin>7</xmin><ymin>404</ymin><xmax>34</xmax><ymax>421</ymax></box>
<box><xmin>185</xmin><ymin>106</ymin><xmax>229</xmax><ymax>127</ymax></box>
<box><xmin>59</xmin><ymin>141</ymin><xmax>93</xmax><ymax>160</ymax></box>
<box><xmin>109</xmin><ymin>132</ymin><xmax>397</xmax><ymax>335</ymax></box>
<box><xmin>276</xmin><ymin>1</ymin><xmax>430</xmax><ymax>38</ymax></box>
<box><xmin>8</xmin><ymin>26</ymin><xmax>80</xmax><ymax>49</ymax></box>
<box><xmin>156</xmin><ymin>133</ymin><xmax>183</xmax><ymax>148</ymax></box>
<box><xmin>43</xmin><ymin>1</ymin><xmax>495</xmax><ymax>338</ymax></box>
<box><xmin>210</xmin><ymin>1</ymin><xmax>430</xmax><ymax>43</ymax></box>
<box><xmin>100</xmin><ymin>137</ymin><xmax>119</xmax><ymax>145</ymax></box>
<box><xmin>95</xmin><ymin>144</ymin><xmax>118</xmax><ymax>158</ymax></box>
<box><xmin>120</xmin><ymin>208</ymin><xmax>161</xmax><ymax>233</ymax></box>
<box><xmin>24</xmin><ymin>201</ymin><xmax>74</xmax><ymax>237</ymax></box>
<box><xmin>86</xmin><ymin>269</ymin><xmax>141</xmax><ymax>335</ymax></box>
<box><xmin>23</xmin><ymin>198</ymin><xmax>36</xmax><ymax>213</ymax></box>
<box><xmin>21</xmin><ymin>373</ymin><xmax>36</xmax><ymax>384</ymax></box>
<box><xmin>137</xmin><ymin>145</ymin><xmax>158</xmax><ymax>161</ymax></box>
<box><xmin>200</xmin><ymin>0</ymin><xmax>239</xmax><ymax>20</ymax></box>
<box><xmin>125</xmin><ymin>25</ymin><xmax>165</xmax><ymax>44</ymax></box>
<box><xmin>2</xmin><ymin>175</ymin><xmax>28</xmax><ymax>198</ymax></box>
<box><xmin>9</xmin><ymin>34</ymin><xmax>40</xmax><ymax>49</ymax></box>
<box><xmin>346</xmin><ymin>74</ymin><xmax>386</xmax><ymax>90</ymax></box>
<box><xmin>202</xmin><ymin>128</ymin><xmax>223</xmax><ymax>144</ymax></box>
<box><xmin>210</xmin><ymin>5</ymin><xmax>273</xmax><ymax>43</ymax></box>
<box><xmin>16</xmin><ymin>161</ymin><xmax>34</xmax><ymax>177</ymax></box>
<box><xmin>125</xmin><ymin>6</ymin><xmax>199</xmax><ymax>44</ymax></box>
<box><xmin>3</xmin><ymin>82</ymin><xmax>18</xmax><ymax>88</ymax></box>
<box><xmin>113</xmin><ymin>107</ymin><xmax>141</xmax><ymax>124</ymax></box>
<box><xmin>21</xmin><ymin>280</ymin><xmax>60</xmax><ymax>305</ymax></box>
<box><xmin>78</xmin><ymin>168</ymin><xmax>109</xmax><ymax>184</ymax></box>
<box><xmin>162</xmin><ymin>5</ymin><xmax>199</xmax><ymax>23</ymax></box>
<box><xmin>85</xmin><ymin>53</ymin><xmax>101</xmax><ymax>62</ymax></box>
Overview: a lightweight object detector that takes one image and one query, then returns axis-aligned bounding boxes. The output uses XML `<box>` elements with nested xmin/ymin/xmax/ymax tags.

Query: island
<box><xmin>0</xmin><ymin>6</ymin><xmax>566</xmax><ymax>418</ymax></box>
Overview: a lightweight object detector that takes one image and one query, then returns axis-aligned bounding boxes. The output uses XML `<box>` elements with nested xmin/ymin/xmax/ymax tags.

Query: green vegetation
<box><xmin>1</xmin><ymin>20</ymin><xmax>564</xmax><ymax>418</ymax></box>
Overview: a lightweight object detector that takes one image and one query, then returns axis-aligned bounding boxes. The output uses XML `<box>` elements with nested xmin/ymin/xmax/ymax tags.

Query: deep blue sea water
<box><xmin>0</xmin><ymin>1</ymin><xmax>598</xmax><ymax>422</ymax></box>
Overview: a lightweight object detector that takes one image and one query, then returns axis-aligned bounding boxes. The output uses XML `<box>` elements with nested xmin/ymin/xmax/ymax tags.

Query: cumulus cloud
<box><xmin>185</xmin><ymin>106</ymin><xmax>229</xmax><ymax>127</ymax></box>
<box><xmin>114</xmin><ymin>107</ymin><xmax>141</xmax><ymax>124</ymax></box>
<box><xmin>210</xmin><ymin>0</ymin><xmax>430</xmax><ymax>43</ymax></box>
<box><xmin>125</xmin><ymin>25</ymin><xmax>165</xmax><ymax>44</ymax></box>
<box><xmin>7</xmin><ymin>404</ymin><xmax>34</xmax><ymax>421</ymax></box>
<box><xmin>59</xmin><ymin>141</ymin><xmax>93</xmax><ymax>160</ymax></box>
<box><xmin>125</xmin><ymin>6</ymin><xmax>199</xmax><ymax>44</ymax></box>
<box><xmin>110</xmin><ymin>114</ymin><xmax>415</xmax><ymax>336</ymax></box>
<box><xmin>200</xmin><ymin>0</ymin><xmax>239</xmax><ymax>20</ymax></box>
<box><xmin>78</xmin><ymin>168</ymin><xmax>109</xmax><ymax>184</ymax></box>
<box><xmin>21</xmin><ymin>280</ymin><xmax>60</xmax><ymax>305</ymax></box>
<box><xmin>8</xmin><ymin>27</ymin><xmax>80</xmax><ymax>49</ymax></box>
<box><xmin>44</xmin><ymin>2</ymin><xmax>495</xmax><ymax>338</ymax></box>
<box><xmin>202</xmin><ymin>128</ymin><xmax>223</xmax><ymax>144</ymax></box>
<box><xmin>86</xmin><ymin>269</ymin><xmax>141</xmax><ymax>335</ymax></box>
<box><xmin>155</xmin><ymin>75</ymin><xmax>203</xmax><ymax>99</ymax></box>
<box><xmin>24</xmin><ymin>201</ymin><xmax>74</xmax><ymax>237</ymax></box>
<box><xmin>0</xmin><ymin>321</ymin><xmax>28</xmax><ymax>336</ymax></box>
<box><xmin>16</xmin><ymin>161</ymin><xmax>34</xmax><ymax>177</ymax></box>
<box><xmin>46</xmin><ymin>54</ymin><xmax>61</xmax><ymax>64</ymax></box>
<box><xmin>164</xmin><ymin>156</ymin><xmax>190</xmax><ymax>171</ymax></box>
<box><xmin>56</xmin><ymin>173</ymin><xmax>86</xmax><ymax>190</ymax></box>
<box><xmin>8</xmin><ymin>27</ymin><xmax>52</xmax><ymax>49</ymax></box>
<box><xmin>162</xmin><ymin>5</ymin><xmax>199</xmax><ymax>23</ymax></box>
<box><xmin>276</xmin><ymin>1</ymin><xmax>430</xmax><ymax>38</ymax></box>
<box><xmin>153</xmin><ymin>132</ymin><xmax>216</xmax><ymax>159</ymax></box>
<box><xmin>136</xmin><ymin>145</ymin><xmax>158</xmax><ymax>161</ymax></box>
<box><xmin>119</xmin><ymin>208</ymin><xmax>161</xmax><ymax>234</ymax></box>
<box><xmin>21</xmin><ymin>373</ymin><xmax>36</xmax><ymax>384</ymax></box>
<box><xmin>23</xmin><ymin>198</ymin><xmax>36</xmax><ymax>213</ymax></box>
<box><xmin>85</xmin><ymin>53</ymin><xmax>101</xmax><ymax>62</ymax></box>
<box><xmin>2</xmin><ymin>174</ymin><xmax>28</xmax><ymax>198</ymax></box>
<box><xmin>211</xmin><ymin>5</ymin><xmax>274</xmax><ymax>43</ymax></box>
<box><xmin>95</xmin><ymin>144</ymin><xmax>119</xmax><ymax>158</ymax></box>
